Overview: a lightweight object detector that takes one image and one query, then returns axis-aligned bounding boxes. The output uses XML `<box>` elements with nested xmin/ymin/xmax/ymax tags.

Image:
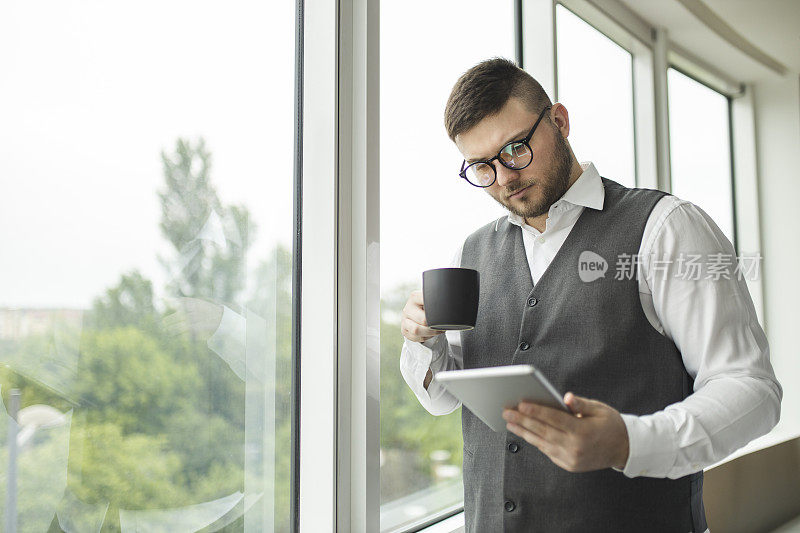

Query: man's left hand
<box><xmin>502</xmin><ymin>392</ymin><xmax>629</xmax><ymax>473</ymax></box>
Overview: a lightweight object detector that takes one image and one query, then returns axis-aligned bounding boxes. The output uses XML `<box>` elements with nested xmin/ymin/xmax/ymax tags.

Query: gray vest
<box><xmin>459</xmin><ymin>178</ymin><xmax>707</xmax><ymax>532</ymax></box>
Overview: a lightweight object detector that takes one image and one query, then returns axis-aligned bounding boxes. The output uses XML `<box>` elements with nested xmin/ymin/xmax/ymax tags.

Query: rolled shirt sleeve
<box><xmin>399</xmin><ymin>243</ymin><xmax>465</xmax><ymax>416</ymax></box>
<box><xmin>400</xmin><ymin>331</ymin><xmax>463</xmax><ymax>416</ymax></box>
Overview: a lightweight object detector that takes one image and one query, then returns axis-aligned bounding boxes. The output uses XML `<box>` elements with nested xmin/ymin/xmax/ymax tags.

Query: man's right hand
<box><xmin>400</xmin><ymin>289</ymin><xmax>446</xmax><ymax>343</ymax></box>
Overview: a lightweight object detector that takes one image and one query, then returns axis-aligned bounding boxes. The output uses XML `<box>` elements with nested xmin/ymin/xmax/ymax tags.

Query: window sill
<box><xmin>416</xmin><ymin>511</ymin><xmax>464</xmax><ymax>533</ymax></box>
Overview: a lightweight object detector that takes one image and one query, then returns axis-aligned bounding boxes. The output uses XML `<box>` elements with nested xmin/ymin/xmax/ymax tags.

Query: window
<box><xmin>668</xmin><ymin>67</ymin><xmax>735</xmax><ymax>243</ymax></box>
<box><xmin>379</xmin><ymin>0</ymin><xmax>513</xmax><ymax>530</ymax></box>
<box><xmin>0</xmin><ymin>1</ymin><xmax>295</xmax><ymax>531</ymax></box>
<box><xmin>555</xmin><ymin>4</ymin><xmax>637</xmax><ymax>188</ymax></box>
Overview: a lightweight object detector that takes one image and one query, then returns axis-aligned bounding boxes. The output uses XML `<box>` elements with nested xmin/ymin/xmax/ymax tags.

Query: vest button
<box><xmin>504</xmin><ymin>500</ymin><xmax>516</xmax><ymax>512</ymax></box>
<box><xmin>507</xmin><ymin>442</ymin><xmax>519</xmax><ymax>453</ymax></box>
<box><xmin>519</xmin><ymin>341</ymin><xmax>530</xmax><ymax>351</ymax></box>
<box><xmin>527</xmin><ymin>297</ymin><xmax>538</xmax><ymax>307</ymax></box>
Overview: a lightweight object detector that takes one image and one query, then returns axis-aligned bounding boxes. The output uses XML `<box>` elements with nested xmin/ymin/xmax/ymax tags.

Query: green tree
<box><xmin>72</xmin><ymin>327</ymin><xmax>202</xmax><ymax>434</ymax></box>
<box><xmin>158</xmin><ymin>138</ymin><xmax>252</xmax><ymax>304</ymax></box>
<box><xmin>48</xmin><ymin>137</ymin><xmax>256</xmax><ymax>529</ymax></box>
<box><xmin>156</xmin><ymin>138</ymin><xmax>251</xmax><ymax>445</ymax></box>
<box><xmin>90</xmin><ymin>271</ymin><xmax>161</xmax><ymax>336</ymax></box>
<box><xmin>0</xmin><ymin>138</ymin><xmax>300</xmax><ymax>531</ymax></box>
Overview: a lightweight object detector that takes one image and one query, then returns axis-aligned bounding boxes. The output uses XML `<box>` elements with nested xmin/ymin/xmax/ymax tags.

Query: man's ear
<box><xmin>550</xmin><ymin>103</ymin><xmax>570</xmax><ymax>138</ymax></box>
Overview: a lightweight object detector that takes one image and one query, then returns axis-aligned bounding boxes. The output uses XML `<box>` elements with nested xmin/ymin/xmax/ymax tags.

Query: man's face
<box><xmin>455</xmin><ymin>97</ymin><xmax>573</xmax><ymax>220</ymax></box>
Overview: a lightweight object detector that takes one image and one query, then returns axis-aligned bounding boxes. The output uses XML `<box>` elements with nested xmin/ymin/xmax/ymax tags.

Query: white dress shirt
<box><xmin>400</xmin><ymin>161</ymin><xmax>782</xmax><ymax>480</ymax></box>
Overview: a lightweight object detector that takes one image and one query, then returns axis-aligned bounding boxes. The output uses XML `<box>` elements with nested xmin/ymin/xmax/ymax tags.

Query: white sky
<box><xmin>0</xmin><ymin>0</ymin><xmax>295</xmax><ymax>309</ymax></box>
<box><xmin>380</xmin><ymin>0</ymin><xmax>514</xmax><ymax>295</ymax></box>
<box><xmin>668</xmin><ymin>68</ymin><xmax>734</xmax><ymax>240</ymax></box>
<box><xmin>0</xmin><ymin>0</ymin><xmax>734</xmax><ymax>309</ymax></box>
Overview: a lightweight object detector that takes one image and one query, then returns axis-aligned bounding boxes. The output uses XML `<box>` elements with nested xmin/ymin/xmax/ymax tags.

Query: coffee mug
<box><xmin>422</xmin><ymin>267</ymin><xmax>480</xmax><ymax>330</ymax></box>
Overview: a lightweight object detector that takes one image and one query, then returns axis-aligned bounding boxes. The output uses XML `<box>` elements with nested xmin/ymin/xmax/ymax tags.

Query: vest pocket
<box><xmin>462</xmin><ymin>443</ymin><xmax>492</xmax><ymax>500</ymax></box>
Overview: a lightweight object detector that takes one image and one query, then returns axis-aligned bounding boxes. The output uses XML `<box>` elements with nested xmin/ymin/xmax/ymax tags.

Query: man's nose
<box><xmin>494</xmin><ymin>162</ymin><xmax>521</xmax><ymax>189</ymax></box>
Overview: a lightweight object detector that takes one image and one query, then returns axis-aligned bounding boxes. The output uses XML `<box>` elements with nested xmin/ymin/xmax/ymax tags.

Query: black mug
<box><xmin>422</xmin><ymin>268</ymin><xmax>480</xmax><ymax>330</ymax></box>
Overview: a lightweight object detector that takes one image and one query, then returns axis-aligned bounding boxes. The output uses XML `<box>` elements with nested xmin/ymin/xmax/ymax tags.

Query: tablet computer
<box><xmin>435</xmin><ymin>364</ymin><xmax>570</xmax><ymax>433</ymax></box>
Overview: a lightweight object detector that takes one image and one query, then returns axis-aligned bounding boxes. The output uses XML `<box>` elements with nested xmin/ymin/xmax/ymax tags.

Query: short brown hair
<box><xmin>444</xmin><ymin>57</ymin><xmax>552</xmax><ymax>142</ymax></box>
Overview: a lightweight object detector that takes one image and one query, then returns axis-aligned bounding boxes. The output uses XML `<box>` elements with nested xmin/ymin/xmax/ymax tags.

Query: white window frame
<box><xmin>299</xmin><ymin>0</ymin><xmax>338</xmax><ymax>530</ymax></box>
<box><xmin>334</xmin><ymin>0</ymin><xmax>381</xmax><ymax>530</ymax></box>
<box><xmin>299</xmin><ymin>0</ymin><xmax>380</xmax><ymax>531</ymax></box>
<box><xmin>729</xmin><ymin>84</ymin><xmax>765</xmax><ymax>324</ymax></box>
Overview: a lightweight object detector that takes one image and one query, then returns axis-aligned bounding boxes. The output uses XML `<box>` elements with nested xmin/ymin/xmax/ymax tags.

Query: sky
<box><xmin>379</xmin><ymin>0</ymin><xmax>514</xmax><ymax>295</ymax></box>
<box><xmin>0</xmin><ymin>0</ymin><xmax>295</xmax><ymax>309</ymax></box>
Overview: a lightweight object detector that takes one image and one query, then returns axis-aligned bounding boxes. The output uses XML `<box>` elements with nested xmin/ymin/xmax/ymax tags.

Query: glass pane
<box><xmin>555</xmin><ymin>4</ymin><xmax>636</xmax><ymax>188</ymax></box>
<box><xmin>668</xmin><ymin>68</ymin><xmax>735</xmax><ymax>242</ymax></box>
<box><xmin>0</xmin><ymin>1</ymin><xmax>295</xmax><ymax>531</ymax></box>
<box><xmin>380</xmin><ymin>1</ymin><xmax>513</xmax><ymax>531</ymax></box>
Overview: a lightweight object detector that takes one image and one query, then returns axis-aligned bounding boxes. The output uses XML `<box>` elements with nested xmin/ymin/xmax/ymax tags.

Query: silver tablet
<box><xmin>435</xmin><ymin>364</ymin><xmax>570</xmax><ymax>433</ymax></box>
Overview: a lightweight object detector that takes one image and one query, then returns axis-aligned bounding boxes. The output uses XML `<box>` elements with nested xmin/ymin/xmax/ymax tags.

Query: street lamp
<box><xmin>5</xmin><ymin>390</ymin><xmax>67</xmax><ymax>533</ymax></box>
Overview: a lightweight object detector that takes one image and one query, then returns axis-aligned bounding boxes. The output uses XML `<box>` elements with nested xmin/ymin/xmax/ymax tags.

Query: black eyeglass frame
<box><xmin>458</xmin><ymin>105</ymin><xmax>552</xmax><ymax>188</ymax></box>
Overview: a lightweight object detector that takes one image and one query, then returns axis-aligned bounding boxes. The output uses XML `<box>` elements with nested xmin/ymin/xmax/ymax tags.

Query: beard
<box><xmin>494</xmin><ymin>129</ymin><xmax>573</xmax><ymax>219</ymax></box>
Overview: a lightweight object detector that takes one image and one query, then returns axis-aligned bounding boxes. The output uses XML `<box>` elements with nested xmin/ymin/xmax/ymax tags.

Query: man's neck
<box><xmin>524</xmin><ymin>162</ymin><xmax>584</xmax><ymax>233</ymax></box>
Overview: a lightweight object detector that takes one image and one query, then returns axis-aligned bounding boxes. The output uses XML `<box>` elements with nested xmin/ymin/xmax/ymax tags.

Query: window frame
<box><xmin>299</xmin><ymin>0</ymin><xmax>381</xmax><ymax>530</ymax></box>
<box><xmin>292</xmin><ymin>1</ymin><xmax>305</xmax><ymax>531</ymax></box>
<box><xmin>299</xmin><ymin>0</ymin><xmax>339</xmax><ymax>530</ymax></box>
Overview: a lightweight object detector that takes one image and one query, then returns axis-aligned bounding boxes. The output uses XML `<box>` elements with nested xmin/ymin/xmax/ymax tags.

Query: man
<box><xmin>399</xmin><ymin>58</ymin><xmax>781</xmax><ymax>532</ymax></box>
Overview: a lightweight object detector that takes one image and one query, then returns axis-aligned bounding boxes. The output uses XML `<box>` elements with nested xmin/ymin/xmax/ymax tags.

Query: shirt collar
<box><xmin>507</xmin><ymin>161</ymin><xmax>605</xmax><ymax>226</ymax></box>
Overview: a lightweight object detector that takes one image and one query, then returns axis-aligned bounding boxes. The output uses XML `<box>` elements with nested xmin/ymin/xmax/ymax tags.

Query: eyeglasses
<box><xmin>459</xmin><ymin>106</ymin><xmax>551</xmax><ymax>188</ymax></box>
